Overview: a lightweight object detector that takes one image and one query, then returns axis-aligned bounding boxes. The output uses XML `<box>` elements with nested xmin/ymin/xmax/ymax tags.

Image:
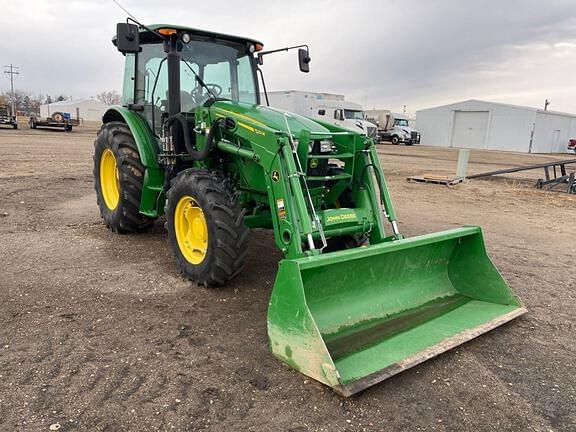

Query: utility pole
<box><xmin>403</xmin><ymin>104</ymin><xmax>406</xmax><ymax>115</ymax></box>
<box><xmin>544</xmin><ymin>99</ymin><xmax>550</xmax><ymax>111</ymax></box>
<box><xmin>3</xmin><ymin>64</ymin><xmax>19</xmax><ymax>115</ymax></box>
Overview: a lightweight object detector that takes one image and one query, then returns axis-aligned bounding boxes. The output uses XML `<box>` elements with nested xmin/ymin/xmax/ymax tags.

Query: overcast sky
<box><xmin>1</xmin><ymin>0</ymin><xmax>575</xmax><ymax>115</ymax></box>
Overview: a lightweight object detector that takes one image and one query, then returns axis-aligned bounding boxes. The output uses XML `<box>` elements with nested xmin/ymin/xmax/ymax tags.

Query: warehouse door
<box><xmin>451</xmin><ymin>111</ymin><xmax>489</xmax><ymax>149</ymax></box>
<box><xmin>551</xmin><ymin>129</ymin><xmax>562</xmax><ymax>153</ymax></box>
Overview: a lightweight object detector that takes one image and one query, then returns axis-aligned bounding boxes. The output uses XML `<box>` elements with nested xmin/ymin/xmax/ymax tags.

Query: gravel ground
<box><xmin>0</xmin><ymin>126</ymin><xmax>575</xmax><ymax>431</ymax></box>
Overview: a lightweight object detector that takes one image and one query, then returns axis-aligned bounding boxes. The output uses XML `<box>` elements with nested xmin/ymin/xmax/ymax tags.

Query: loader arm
<box><xmin>208</xmin><ymin>103</ymin><xmax>398</xmax><ymax>259</ymax></box>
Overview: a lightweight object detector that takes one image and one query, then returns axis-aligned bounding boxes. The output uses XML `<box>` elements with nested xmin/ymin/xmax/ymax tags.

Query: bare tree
<box><xmin>0</xmin><ymin>91</ymin><xmax>49</xmax><ymax>115</ymax></box>
<box><xmin>29</xmin><ymin>94</ymin><xmax>44</xmax><ymax>115</ymax></box>
<box><xmin>96</xmin><ymin>90</ymin><xmax>121</xmax><ymax>105</ymax></box>
<box><xmin>1</xmin><ymin>90</ymin><xmax>27</xmax><ymax>114</ymax></box>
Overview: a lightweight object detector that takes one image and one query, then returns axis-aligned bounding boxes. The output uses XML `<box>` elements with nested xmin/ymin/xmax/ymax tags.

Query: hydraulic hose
<box><xmin>165</xmin><ymin>114</ymin><xmax>223</xmax><ymax>161</ymax></box>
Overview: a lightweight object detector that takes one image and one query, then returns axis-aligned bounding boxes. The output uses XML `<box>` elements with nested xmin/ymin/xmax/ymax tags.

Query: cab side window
<box><xmin>135</xmin><ymin>43</ymin><xmax>167</xmax><ymax>133</ymax></box>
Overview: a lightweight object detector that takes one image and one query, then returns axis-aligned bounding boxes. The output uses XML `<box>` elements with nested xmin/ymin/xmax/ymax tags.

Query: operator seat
<box><xmin>164</xmin><ymin>90</ymin><xmax>196</xmax><ymax>113</ymax></box>
<box><xmin>180</xmin><ymin>91</ymin><xmax>196</xmax><ymax>112</ymax></box>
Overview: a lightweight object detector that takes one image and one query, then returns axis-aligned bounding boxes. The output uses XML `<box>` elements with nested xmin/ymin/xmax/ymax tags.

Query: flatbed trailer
<box><xmin>29</xmin><ymin>112</ymin><xmax>79</xmax><ymax>132</ymax></box>
<box><xmin>0</xmin><ymin>104</ymin><xmax>18</xmax><ymax>129</ymax></box>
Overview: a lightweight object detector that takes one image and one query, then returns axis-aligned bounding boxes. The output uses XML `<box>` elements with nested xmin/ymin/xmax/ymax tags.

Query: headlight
<box><xmin>320</xmin><ymin>140</ymin><xmax>332</xmax><ymax>153</ymax></box>
<box><xmin>403</xmin><ymin>130</ymin><xmax>410</xmax><ymax>137</ymax></box>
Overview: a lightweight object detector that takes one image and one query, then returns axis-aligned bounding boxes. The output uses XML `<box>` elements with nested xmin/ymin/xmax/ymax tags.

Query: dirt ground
<box><xmin>0</xmin><ymin>125</ymin><xmax>575</xmax><ymax>432</ymax></box>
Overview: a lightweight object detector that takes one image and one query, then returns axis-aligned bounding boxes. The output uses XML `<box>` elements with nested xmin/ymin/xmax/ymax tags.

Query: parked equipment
<box><xmin>469</xmin><ymin>159</ymin><xmax>576</xmax><ymax>195</ymax></box>
<box><xmin>0</xmin><ymin>104</ymin><xmax>17</xmax><ymax>129</ymax></box>
<box><xmin>94</xmin><ymin>22</ymin><xmax>526</xmax><ymax>396</ymax></box>
<box><xmin>29</xmin><ymin>111</ymin><xmax>79</xmax><ymax>131</ymax></box>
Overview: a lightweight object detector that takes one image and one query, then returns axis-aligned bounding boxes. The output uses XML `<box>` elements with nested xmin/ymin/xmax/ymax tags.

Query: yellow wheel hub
<box><xmin>174</xmin><ymin>196</ymin><xmax>208</xmax><ymax>264</ymax></box>
<box><xmin>100</xmin><ymin>148</ymin><xmax>120</xmax><ymax>210</ymax></box>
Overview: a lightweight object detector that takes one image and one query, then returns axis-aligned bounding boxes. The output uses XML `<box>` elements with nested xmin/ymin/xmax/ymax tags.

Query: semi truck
<box><xmin>266</xmin><ymin>91</ymin><xmax>378</xmax><ymax>139</ymax></box>
<box><xmin>366</xmin><ymin>109</ymin><xmax>421</xmax><ymax>145</ymax></box>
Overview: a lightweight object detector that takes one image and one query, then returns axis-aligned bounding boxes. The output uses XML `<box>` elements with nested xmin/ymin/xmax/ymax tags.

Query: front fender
<box><xmin>102</xmin><ymin>106</ymin><xmax>160</xmax><ymax>168</ymax></box>
<box><xmin>102</xmin><ymin>106</ymin><xmax>165</xmax><ymax>217</ymax></box>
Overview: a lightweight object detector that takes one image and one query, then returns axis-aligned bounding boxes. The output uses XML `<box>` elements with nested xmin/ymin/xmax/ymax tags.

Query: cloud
<box><xmin>1</xmin><ymin>0</ymin><xmax>574</xmax><ymax>113</ymax></box>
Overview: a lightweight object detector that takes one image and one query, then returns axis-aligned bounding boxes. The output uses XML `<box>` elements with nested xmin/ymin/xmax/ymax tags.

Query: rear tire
<box><xmin>166</xmin><ymin>168</ymin><xmax>248</xmax><ymax>287</ymax></box>
<box><xmin>93</xmin><ymin>121</ymin><xmax>155</xmax><ymax>233</ymax></box>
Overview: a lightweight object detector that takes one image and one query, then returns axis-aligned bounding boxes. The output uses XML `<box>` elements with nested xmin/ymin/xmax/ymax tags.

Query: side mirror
<box><xmin>298</xmin><ymin>48</ymin><xmax>311</xmax><ymax>73</ymax></box>
<box><xmin>116</xmin><ymin>23</ymin><xmax>140</xmax><ymax>54</ymax></box>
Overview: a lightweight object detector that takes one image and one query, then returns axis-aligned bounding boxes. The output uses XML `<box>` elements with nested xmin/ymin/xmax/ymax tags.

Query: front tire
<box><xmin>93</xmin><ymin>121</ymin><xmax>155</xmax><ymax>233</ymax></box>
<box><xmin>166</xmin><ymin>168</ymin><xmax>248</xmax><ymax>287</ymax></box>
<box><xmin>391</xmin><ymin>135</ymin><xmax>400</xmax><ymax>145</ymax></box>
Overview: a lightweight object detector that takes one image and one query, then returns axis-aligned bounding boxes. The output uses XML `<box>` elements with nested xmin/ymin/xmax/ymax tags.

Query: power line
<box><xmin>3</xmin><ymin>64</ymin><xmax>19</xmax><ymax>115</ymax></box>
<box><xmin>111</xmin><ymin>0</ymin><xmax>139</xmax><ymax>22</ymax></box>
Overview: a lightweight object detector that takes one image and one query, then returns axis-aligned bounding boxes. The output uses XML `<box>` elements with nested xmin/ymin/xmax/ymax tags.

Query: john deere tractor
<box><xmin>94</xmin><ymin>22</ymin><xmax>525</xmax><ymax>396</ymax></box>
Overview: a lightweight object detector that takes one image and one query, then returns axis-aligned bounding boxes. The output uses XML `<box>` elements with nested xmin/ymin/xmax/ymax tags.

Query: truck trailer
<box><xmin>266</xmin><ymin>91</ymin><xmax>378</xmax><ymax>139</ymax></box>
<box><xmin>366</xmin><ymin>109</ymin><xmax>421</xmax><ymax>145</ymax></box>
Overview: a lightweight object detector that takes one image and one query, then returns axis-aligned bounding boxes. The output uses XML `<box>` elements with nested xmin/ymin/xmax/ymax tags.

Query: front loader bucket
<box><xmin>268</xmin><ymin>226</ymin><xmax>526</xmax><ymax>396</ymax></box>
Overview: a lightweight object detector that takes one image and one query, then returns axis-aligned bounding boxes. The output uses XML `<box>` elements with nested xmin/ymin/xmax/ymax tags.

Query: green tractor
<box><xmin>93</xmin><ymin>21</ymin><xmax>526</xmax><ymax>396</ymax></box>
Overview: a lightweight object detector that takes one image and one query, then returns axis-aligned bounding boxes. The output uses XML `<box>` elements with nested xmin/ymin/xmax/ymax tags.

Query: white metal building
<box><xmin>40</xmin><ymin>98</ymin><xmax>107</xmax><ymax>122</ymax></box>
<box><xmin>416</xmin><ymin>100</ymin><xmax>576</xmax><ymax>153</ymax></box>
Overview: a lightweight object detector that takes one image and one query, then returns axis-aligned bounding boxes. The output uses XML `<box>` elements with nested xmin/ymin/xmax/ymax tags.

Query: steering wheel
<box><xmin>190</xmin><ymin>83</ymin><xmax>223</xmax><ymax>105</ymax></box>
<box><xmin>192</xmin><ymin>83</ymin><xmax>222</xmax><ymax>97</ymax></box>
<box><xmin>204</xmin><ymin>83</ymin><xmax>223</xmax><ymax>96</ymax></box>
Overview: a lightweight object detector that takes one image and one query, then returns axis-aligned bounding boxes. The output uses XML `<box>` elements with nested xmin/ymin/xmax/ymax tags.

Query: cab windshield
<box><xmin>135</xmin><ymin>39</ymin><xmax>257</xmax><ymax>130</ymax></box>
<box><xmin>343</xmin><ymin>110</ymin><xmax>365</xmax><ymax>120</ymax></box>
<box><xmin>395</xmin><ymin>118</ymin><xmax>409</xmax><ymax>127</ymax></box>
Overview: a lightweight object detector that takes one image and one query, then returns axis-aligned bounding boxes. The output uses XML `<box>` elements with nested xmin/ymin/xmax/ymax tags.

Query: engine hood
<box><xmin>351</xmin><ymin>119</ymin><xmax>377</xmax><ymax>130</ymax></box>
<box><xmin>399</xmin><ymin>126</ymin><xmax>418</xmax><ymax>134</ymax></box>
<box><xmin>210</xmin><ymin>100</ymin><xmax>332</xmax><ymax>136</ymax></box>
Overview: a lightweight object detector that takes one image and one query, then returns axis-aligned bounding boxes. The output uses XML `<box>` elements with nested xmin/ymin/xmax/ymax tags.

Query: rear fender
<box><xmin>102</xmin><ymin>106</ymin><xmax>165</xmax><ymax>217</ymax></box>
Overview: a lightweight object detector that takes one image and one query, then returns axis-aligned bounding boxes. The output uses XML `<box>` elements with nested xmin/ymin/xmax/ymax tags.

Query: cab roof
<box><xmin>142</xmin><ymin>24</ymin><xmax>263</xmax><ymax>47</ymax></box>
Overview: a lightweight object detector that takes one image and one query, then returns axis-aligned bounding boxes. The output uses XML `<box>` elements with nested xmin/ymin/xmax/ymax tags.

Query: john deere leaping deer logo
<box><xmin>271</xmin><ymin>171</ymin><xmax>280</xmax><ymax>182</ymax></box>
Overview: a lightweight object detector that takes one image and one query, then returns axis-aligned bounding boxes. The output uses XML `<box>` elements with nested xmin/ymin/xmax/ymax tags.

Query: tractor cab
<box><xmin>115</xmin><ymin>24</ymin><xmax>262</xmax><ymax>133</ymax></box>
<box><xmin>114</xmin><ymin>23</ymin><xmax>309</xmax><ymax>135</ymax></box>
